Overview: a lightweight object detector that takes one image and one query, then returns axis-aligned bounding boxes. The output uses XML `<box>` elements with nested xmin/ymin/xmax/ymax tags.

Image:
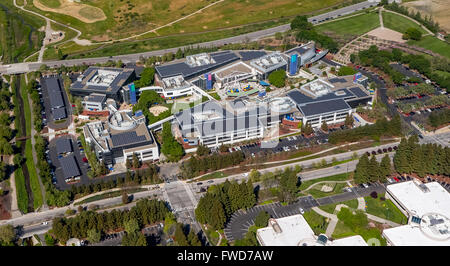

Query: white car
<box><xmin>42</xmin><ymin>221</ymin><xmax>48</xmax><ymax>225</ymax></box>
<box><xmin>242</xmin><ymin>173</ymin><xmax>249</xmax><ymax>177</ymax></box>
<box><xmin>299</xmin><ymin>208</ymin><xmax>305</xmax><ymax>215</ymax></box>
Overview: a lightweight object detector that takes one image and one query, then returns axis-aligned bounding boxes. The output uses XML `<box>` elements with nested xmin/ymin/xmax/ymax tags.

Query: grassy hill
<box><xmin>28</xmin><ymin>0</ymin><xmax>353</xmax><ymax>42</ymax></box>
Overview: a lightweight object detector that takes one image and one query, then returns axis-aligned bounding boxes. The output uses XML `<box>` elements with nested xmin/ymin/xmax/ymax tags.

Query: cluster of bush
<box><xmin>328</xmin><ymin>115</ymin><xmax>402</xmax><ymax>144</ymax></box>
<box><xmin>291</xmin><ymin>16</ymin><xmax>338</xmax><ymax>53</ymax></box>
<box><xmin>180</xmin><ymin>151</ymin><xmax>245</xmax><ymax>179</ymax></box>
<box><xmin>51</xmin><ymin>199</ymin><xmax>169</xmax><ymax>245</ymax></box>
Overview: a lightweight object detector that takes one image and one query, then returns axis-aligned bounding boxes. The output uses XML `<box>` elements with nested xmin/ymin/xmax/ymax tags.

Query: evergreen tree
<box><xmin>174</xmin><ymin>223</ymin><xmax>189</xmax><ymax>246</ymax></box>
<box><xmin>354</xmin><ymin>154</ymin><xmax>370</xmax><ymax>184</ymax></box>
<box><xmin>321</xmin><ymin>120</ymin><xmax>328</xmax><ymax>132</ymax></box>
<box><xmin>187</xmin><ymin>230</ymin><xmax>201</xmax><ymax>246</ymax></box>
<box><xmin>368</xmin><ymin>155</ymin><xmax>381</xmax><ymax>183</ymax></box>
<box><xmin>379</xmin><ymin>154</ymin><xmax>392</xmax><ymax>182</ymax></box>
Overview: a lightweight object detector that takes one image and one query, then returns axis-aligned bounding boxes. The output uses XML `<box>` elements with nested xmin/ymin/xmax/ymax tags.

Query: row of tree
<box><xmin>428</xmin><ymin>109</ymin><xmax>450</xmax><ymax>129</ymax></box>
<box><xmin>393</xmin><ymin>136</ymin><xmax>449</xmax><ymax>177</ymax></box>
<box><xmin>384</xmin><ymin>2</ymin><xmax>441</xmax><ymax>33</ymax></box>
<box><xmin>51</xmin><ymin>198</ymin><xmax>169</xmax><ymax>244</ymax></box>
<box><xmin>328</xmin><ymin>115</ymin><xmax>402</xmax><ymax>144</ymax></box>
<box><xmin>291</xmin><ymin>16</ymin><xmax>338</xmax><ymax>53</ymax></box>
<box><xmin>353</xmin><ymin>153</ymin><xmax>392</xmax><ymax>184</ymax></box>
<box><xmin>195</xmin><ymin>180</ymin><xmax>256</xmax><ymax>230</ymax></box>
<box><xmin>180</xmin><ymin>151</ymin><xmax>245</xmax><ymax>179</ymax></box>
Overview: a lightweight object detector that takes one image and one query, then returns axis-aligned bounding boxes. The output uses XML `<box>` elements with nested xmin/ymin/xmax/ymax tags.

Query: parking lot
<box><xmin>47</xmin><ymin>134</ymin><xmax>89</xmax><ymax>190</ymax></box>
<box><xmin>230</xmin><ymin>129</ymin><xmax>330</xmax><ymax>158</ymax></box>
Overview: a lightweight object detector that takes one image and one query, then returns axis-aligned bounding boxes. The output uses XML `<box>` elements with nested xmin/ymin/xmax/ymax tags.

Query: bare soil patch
<box><xmin>34</xmin><ymin>0</ymin><xmax>107</xmax><ymax>23</ymax></box>
<box><xmin>403</xmin><ymin>0</ymin><xmax>450</xmax><ymax>32</ymax></box>
<box><xmin>367</xmin><ymin>27</ymin><xmax>407</xmax><ymax>43</ymax></box>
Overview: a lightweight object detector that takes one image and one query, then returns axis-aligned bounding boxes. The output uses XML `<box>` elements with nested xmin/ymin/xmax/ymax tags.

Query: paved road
<box><xmin>224</xmin><ymin>184</ymin><xmax>386</xmax><ymax>241</ymax></box>
<box><xmin>0</xmin><ymin>1</ymin><xmax>377</xmax><ymax>75</ymax></box>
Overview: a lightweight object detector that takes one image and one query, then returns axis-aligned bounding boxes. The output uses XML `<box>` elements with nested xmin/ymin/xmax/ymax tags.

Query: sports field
<box><xmin>381</xmin><ymin>11</ymin><xmax>428</xmax><ymax>35</ymax></box>
<box><xmin>315</xmin><ymin>11</ymin><xmax>380</xmax><ymax>36</ymax></box>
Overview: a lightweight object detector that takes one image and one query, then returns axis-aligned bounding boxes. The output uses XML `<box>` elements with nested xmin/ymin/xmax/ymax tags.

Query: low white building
<box><xmin>256</xmin><ymin>214</ymin><xmax>368</xmax><ymax>246</ymax></box>
<box><xmin>382</xmin><ymin>180</ymin><xmax>450</xmax><ymax>246</ymax></box>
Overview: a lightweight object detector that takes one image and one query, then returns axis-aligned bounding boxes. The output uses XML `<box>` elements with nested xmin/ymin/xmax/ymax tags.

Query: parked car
<box><xmin>299</xmin><ymin>208</ymin><xmax>305</xmax><ymax>215</ymax></box>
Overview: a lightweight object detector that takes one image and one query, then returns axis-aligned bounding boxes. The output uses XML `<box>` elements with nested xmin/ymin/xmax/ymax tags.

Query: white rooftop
<box><xmin>256</xmin><ymin>214</ymin><xmax>368</xmax><ymax>246</ymax></box>
<box><xmin>330</xmin><ymin>235</ymin><xmax>368</xmax><ymax>246</ymax></box>
<box><xmin>257</xmin><ymin>215</ymin><xmax>315</xmax><ymax>246</ymax></box>
<box><xmin>383</xmin><ymin>180</ymin><xmax>450</xmax><ymax>246</ymax></box>
<box><xmin>386</xmin><ymin>180</ymin><xmax>450</xmax><ymax>218</ymax></box>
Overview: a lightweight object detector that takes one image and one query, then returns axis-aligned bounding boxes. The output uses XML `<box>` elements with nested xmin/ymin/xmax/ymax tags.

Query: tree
<box><xmin>134</xmin><ymin>67</ymin><xmax>155</xmax><ymax>88</ymax></box>
<box><xmin>124</xmin><ymin>218</ymin><xmax>140</xmax><ymax>234</ymax></box>
<box><xmin>249</xmin><ymin>169</ymin><xmax>261</xmax><ymax>182</ymax></box>
<box><xmin>254</xmin><ymin>211</ymin><xmax>271</xmax><ymax>227</ymax></box>
<box><xmin>344</xmin><ymin>114</ymin><xmax>354</xmax><ymax>127</ymax></box>
<box><xmin>187</xmin><ymin>230</ymin><xmax>201</xmax><ymax>246</ymax></box>
<box><xmin>122</xmin><ymin>191</ymin><xmax>130</xmax><ymax>204</ymax></box>
<box><xmin>379</xmin><ymin>154</ymin><xmax>392</xmax><ymax>182</ymax></box>
<box><xmin>0</xmin><ymin>138</ymin><xmax>13</xmax><ymax>155</ymax></box>
<box><xmin>13</xmin><ymin>154</ymin><xmax>23</xmax><ymax>166</ymax></box>
<box><xmin>268</xmin><ymin>70</ymin><xmax>286</xmax><ymax>88</ymax></box>
<box><xmin>321</xmin><ymin>120</ymin><xmax>328</xmax><ymax>132</ymax></box>
<box><xmin>275</xmin><ymin>32</ymin><xmax>283</xmax><ymax>40</ymax></box>
<box><xmin>132</xmin><ymin>153</ymin><xmax>141</xmax><ymax>169</ymax></box>
<box><xmin>354</xmin><ymin>153</ymin><xmax>369</xmax><ymax>184</ymax></box>
<box><xmin>301</xmin><ymin>122</ymin><xmax>313</xmax><ymax>136</ymax></box>
<box><xmin>368</xmin><ymin>155</ymin><xmax>381</xmax><ymax>183</ymax></box>
<box><xmin>219</xmin><ymin>144</ymin><xmax>228</xmax><ymax>153</ymax></box>
<box><xmin>290</xmin><ymin>16</ymin><xmax>312</xmax><ymax>31</ymax></box>
<box><xmin>0</xmin><ymin>224</ymin><xmax>15</xmax><ymax>245</ymax></box>
<box><xmin>122</xmin><ymin>232</ymin><xmax>147</xmax><ymax>246</ymax></box>
<box><xmin>196</xmin><ymin>144</ymin><xmax>210</xmax><ymax>157</ymax></box>
<box><xmin>87</xmin><ymin>228</ymin><xmax>101</xmax><ymax>243</ymax></box>
<box><xmin>403</xmin><ymin>28</ymin><xmax>422</xmax><ymax>41</ymax></box>
<box><xmin>174</xmin><ymin>223</ymin><xmax>189</xmax><ymax>246</ymax></box>
<box><xmin>125</xmin><ymin>158</ymin><xmax>132</xmax><ymax>169</ymax></box>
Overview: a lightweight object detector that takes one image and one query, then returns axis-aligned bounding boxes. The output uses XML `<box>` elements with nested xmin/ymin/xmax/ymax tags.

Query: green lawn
<box><xmin>408</xmin><ymin>36</ymin><xmax>450</xmax><ymax>59</ymax></box>
<box><xmin>316</xmin><ymin>11</ymin><xmax>380</xmax><ymax>36</ymax></box>
<box><xmin>382</xmin><ymin>11</ymin><xmax>427</xmax><ymax>35</ymax></box>
<box><xmin>332</xmin><ymin>220</ymin><xmax>386</xmax><ymax>246</ymax></box>
<box><xmin>75</xmin><ymin>188</ymin><xmax>147</xmax><ymax>205</ymax></box>
<box><xmin>319</xmin><ymin>199</ymin><xmax>358</xmax><ymax>214</ymax></box>
<box><xmin>14</xmin><ymin>168</ymin><xmax>29</xmax><ymax>214</ymax></box>
<box><xmin>364</xmin><ymin>193</ymin><xmax>408</xmax><ymax>225</ymax></box>
<box><xmin>197</xmin><ymin>171</ymin><xmax>228</xmax><ymax>181</ymax></box>
<box><xmin>303</xmin><ymin>210</ymin><xmax>328</xmax><ymax>235</ymax></box>
<box><xmin>299</xmin><ymin>173</ymin><xmax>350</xmax><ymax>191</ymax></box>
<box><xmin>307</xmin><ymin>182</ymin><xmax>347</xmax><ymax>199</ymax></box>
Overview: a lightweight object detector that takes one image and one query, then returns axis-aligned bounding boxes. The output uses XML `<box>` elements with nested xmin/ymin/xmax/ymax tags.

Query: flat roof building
<box><xmin>82</xmin><ymin>93</ymin><xmax>107</xmax><ymax>111</ymax></box>
<box><xmin>256</xmin><ymin>215</ymin><xmax>368</xmax><ymax>246</ymax></box>
<box><xmin>173</xmin><ymin>100</ymin><xmax>274</xmax><ymax>147</ymax></box>
<box><xmin>59</xmin><ymin>154</ymin><xmax>81</xmax><ymax>179</ymax></box>
<box><xmin>287</xmin><ymin>76</ymin><xmax>371</xmax><ymax>127</ymax></box>
<box><xmin>84</xmin><ymin>108</ymin><xmax>159</xmax><ymax>166</ymax></box>
<box><xmin>55</xmin><ymin>137</ymin><xmax>73</xmax><ymax>155</ymax></box>
<box><xmin>70</xmin><ymin>67</ymin><xmax>136</xmax><ymax>101</ymax></box>
<box><xmin>383</xmin><ymin>180</ymin><xmax>450</xmax><ymax>246</ymax></box>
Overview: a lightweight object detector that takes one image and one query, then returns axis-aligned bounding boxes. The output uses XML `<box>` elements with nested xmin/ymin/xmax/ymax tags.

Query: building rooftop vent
<box><xmin>269</xmin><ymin>219</ymin><xmax>282</xmax><ymax>234</ymax></box>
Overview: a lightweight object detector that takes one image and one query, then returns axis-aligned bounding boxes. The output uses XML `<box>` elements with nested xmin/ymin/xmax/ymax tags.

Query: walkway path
<box><xmin>311</xmin><ymin>207</ymin><xmax>338</xmax><ymax>238</ymax></box>
<box><xmin>26</xmin><ymin>75</ymin><xmax>48</xmax><ymax>211</ymax></box>
<box><xmin>379</xmin><ymin>7</ymin><xmax>384</xmax><ymax>28</ymax></box>
<box><xmin>366</xmin><ymin>213</ymin><xmax>400</xmax><ymax>227</ymax></box>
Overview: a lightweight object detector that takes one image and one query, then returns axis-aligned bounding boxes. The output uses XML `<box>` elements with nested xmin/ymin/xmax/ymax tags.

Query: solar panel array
<box><xmin>299</xmin><ymin>99</ymin><xmax>351</xmax><ymax>117</ymax></box>
<box><xmin>348</xmin><ymin>87</ymin><xmax>368</xmax><ymax>98</ymax></box>
<box><xmin>43</xmin><ymin>77</ymin><xmax>64</xmax><ymax>109</ymax></box>
<box><xmin>59</xmin><ymin>155</ymin><xmax>80</xmax><ymax>179</ymax></box>
<box><xmin>238</xmin><ymin>51</ymin><xmax>267</xmax><ymax>61</ymax></box>
<box><xmin>328</xmin><ymin>77</ymin><xmax>347</xmax><ymax>83</ymax></box>
<box><xmin>52</xmin><ymin>107</ymin><xmax>67</xmax><ymax>120</ymax></box>
<box><xmin>156</xmin><ymin>51</ymin><xmax>240</xmax><ymax>80</ymax></box>
<box><xmin>110</xmin><ymin>131</ymin><xmax>148</xmax><ymax>147</ymax></box>
<box><xmin>55</xmin><ymin>137</ymin><xmax>72</xmax><ymax>154</ymax></box>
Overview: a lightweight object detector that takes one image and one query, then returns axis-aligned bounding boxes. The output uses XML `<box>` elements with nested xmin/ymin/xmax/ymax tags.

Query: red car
<box><xmin>393</xmin><ymin>177</ymin><xmax>400</xmax><ymax>182</ymax></box>
<box><xmin>72</xmin><ymin>104</ymin><xmax>76</xmax><ymax>107</ymax></box>
<box><xmin>82</xmin><ymin>157</ymin><xmax>88</xmax><ymax>163</ymax></box>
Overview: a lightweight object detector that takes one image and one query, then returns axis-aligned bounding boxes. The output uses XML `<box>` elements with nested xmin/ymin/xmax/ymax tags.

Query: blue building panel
<box><xmin>129</xmin><ymin>83</ymin><xmax>137</xmax><ymax>105</ymax></box>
